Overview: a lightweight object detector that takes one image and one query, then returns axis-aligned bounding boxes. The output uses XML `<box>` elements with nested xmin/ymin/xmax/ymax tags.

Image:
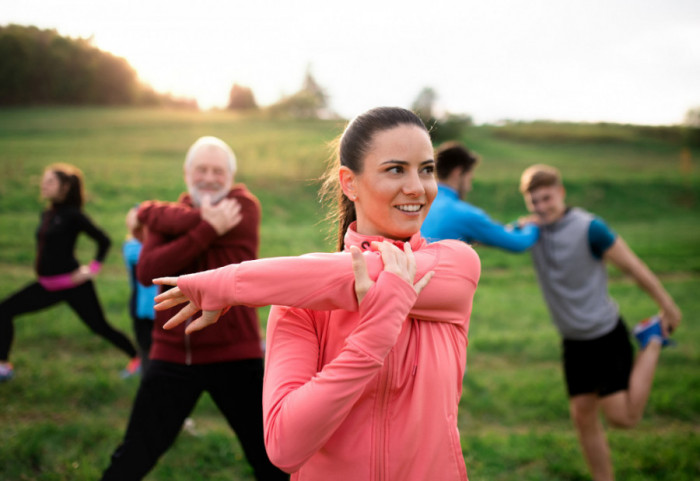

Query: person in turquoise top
<box><xmin>421</xmin><ymin>141</ymin><xmax>538</xmax><ymax>251</ymax></box>
<box><xmin>519</xmin><ymin>164</ymin><xmax>681</xmax><ymax>481</ymax></box>
<box><xmin>123</xmin><ymin>207</ymin><xmax>158</xmax><ymax>374</ymax></box>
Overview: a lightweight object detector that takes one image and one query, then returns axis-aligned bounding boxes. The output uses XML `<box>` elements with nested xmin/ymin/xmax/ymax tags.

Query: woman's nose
<box><xmin>403</xmin><ymin>171</ymin><xmax>425</xmax><ymax>196</ymax></box>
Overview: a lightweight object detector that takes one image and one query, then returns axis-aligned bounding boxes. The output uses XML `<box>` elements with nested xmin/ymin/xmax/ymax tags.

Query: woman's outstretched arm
<box><xmin>154</xmin><ymin>239</ymin><xmax>478</xmax><ymax>334</ymax></box>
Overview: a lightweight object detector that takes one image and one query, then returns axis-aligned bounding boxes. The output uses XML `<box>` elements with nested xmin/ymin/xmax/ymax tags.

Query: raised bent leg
<box><xmin>600</xmin><ymin>340</ymin><xmax>661</xmax><ymax>428</ymax></box>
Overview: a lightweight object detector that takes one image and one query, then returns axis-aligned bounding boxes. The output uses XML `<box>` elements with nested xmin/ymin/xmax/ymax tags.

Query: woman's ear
<box><xmin>339</xmin><ymin>166</ymin><xmax>357</xmax><ymax>201</ymax></box>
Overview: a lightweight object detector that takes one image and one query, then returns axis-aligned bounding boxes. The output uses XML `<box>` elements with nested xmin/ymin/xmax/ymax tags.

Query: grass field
<box><xmin>0</xmin><ymin>107</ymin><xmax>698</xmax><ymax>480</ymax></box>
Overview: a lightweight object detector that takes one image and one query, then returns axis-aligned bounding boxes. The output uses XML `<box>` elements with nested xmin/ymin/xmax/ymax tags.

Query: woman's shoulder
<box><xmin>424</xmin><ymin>239</ymin><xmax>481</xmax><ymax>275</ymax></box>
<box><xmin>52</xmin><ymin>205</ymin><xmax>86</xmax><ymax>222</ymax></box>
<box><xmin>426</xmin><ymin>238</ymin><xmax>478</xmax><ymax>257</ymax></box>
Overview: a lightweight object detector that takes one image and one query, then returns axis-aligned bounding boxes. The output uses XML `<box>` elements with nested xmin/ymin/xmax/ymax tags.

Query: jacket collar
<box><xmin>343</xmin><ymin>222</ymin><xmax>426</xmax><ymax>252</ymax></box>
<box><xmin>437</xmin><ymin>183</ymin><xmax>459</xmax><ymax>199</ymax></box>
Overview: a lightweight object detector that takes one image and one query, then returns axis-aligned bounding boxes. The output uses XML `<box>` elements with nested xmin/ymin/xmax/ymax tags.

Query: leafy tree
<box><xmin>267</xmin><ymin>66</ymin><xmax>332</xmax><ymax>119</ymax></box>
<box><xmin>411</xmin><ymin>87</ymin><xmax>437</xmax><ymax>125</ymax></box>
<box><xmin>0</xmin><ymin>24</ymin><xmax>195</xmax><ymax>107</ymax></box>
<box><xmin>410</xmin><ymin>86</ymin><xmax>473</xmax><ymax>142</ymax></box>
<box><xmin>684</xmin><ymin>107</ymin><xmax>700</xmax><ymax>128</ymax></box>
<box><xmin>227</xmin><ymin>83</ymin><xmax>258</xmax><ymax>110</ymax></box>
<box><xmin>682</xmin><ymin>106</ymin><xmax>700</xmax><ymax>147</ymax></box>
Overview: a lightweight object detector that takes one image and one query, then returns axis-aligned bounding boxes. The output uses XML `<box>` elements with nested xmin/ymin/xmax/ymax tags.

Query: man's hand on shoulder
<box><xmin>517</xmin><ymin>214</ymin><xmax>541</xmax><ymax>228</ymax></box>
<box><xmin>201</xmin><ymin>195</ymin><xmax>242</xmax><ymax>236</ymax></box>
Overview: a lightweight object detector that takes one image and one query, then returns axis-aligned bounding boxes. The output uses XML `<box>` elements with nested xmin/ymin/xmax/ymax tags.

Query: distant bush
<box><xmin>490</xmin><ymin>121</ymin><xmax>690</xmax><ymax>145</ymax></box>
<box><xmin>429</xmin><ymin>113</ymin><xmax>474</xmax><ymax>143</ymax></box>
<box><xmin>0</xmin><ymin>24</ymin><xmax>196</xmax><ymax>108</ymax></box>
<box><xmin>227</xmin><ymin>83</ymin><xmax>258</xmax><ymax>111</ymax></box>
<box><xmin>265</xmin><ymin>68</ymin><xmax>337</xmax><ymax>119</ymax></box>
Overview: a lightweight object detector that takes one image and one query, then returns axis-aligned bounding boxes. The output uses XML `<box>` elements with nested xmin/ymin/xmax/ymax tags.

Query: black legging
<box><xmin>101</xmin><ymin>359</ymin><xmax>289</xmax><ymax>481</ymax></box>
<box><xmin>0</xmin><ymin>280</ymin><xmax>137</xmax><ymax>361</ymax></box>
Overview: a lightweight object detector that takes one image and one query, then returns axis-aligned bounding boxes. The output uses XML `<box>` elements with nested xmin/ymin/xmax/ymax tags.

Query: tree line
<box><xmin>0</xmin><ymin>24</ymin><xmax>196</xmax><ymax>108</ymax></box>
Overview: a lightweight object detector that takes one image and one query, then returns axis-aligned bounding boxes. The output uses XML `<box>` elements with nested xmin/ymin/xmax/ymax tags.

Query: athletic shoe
<box><xmin>183</xmin><ymin>417</ymin><xmax>199</xmax><ymax>436</ymax></box>
<box><xmin>120</xmin><ymin>357</ymin><xmax>142</xmax><ymax>378</ymax></box>
<box><xmin>0</xmin><ymin>363</ymin><xmax>14</xmax><ymax>382</ymax></box>
<box><xmin>633</xmin><ymin>315</ymin><xmax>673</xmax><ymax>349</ymax></box>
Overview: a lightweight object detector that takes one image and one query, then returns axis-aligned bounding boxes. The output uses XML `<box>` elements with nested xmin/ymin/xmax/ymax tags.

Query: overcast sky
<box><xmin>4</xmin><ymin>0</ymin><xmax>700</xmax><ymax>125</ymax></box>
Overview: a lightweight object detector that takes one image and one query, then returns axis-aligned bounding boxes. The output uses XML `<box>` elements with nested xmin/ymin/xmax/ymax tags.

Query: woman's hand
<box><xmin>351</xmin><ymin>241</ymin><xmax>434</xmax><ymax>305</ymax></box>
<box><xmin>153</xmin><ymin>277</ymin><xmax>224</xmax><ymax>334</ymax></box>
<box><xmin>70</xmin><ymin>265</ymin><xmax>94</xmax><ymax>285</ymax></box>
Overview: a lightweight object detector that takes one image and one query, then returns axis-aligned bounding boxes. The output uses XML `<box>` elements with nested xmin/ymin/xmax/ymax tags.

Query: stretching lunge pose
<box><xmin>154</xmin><ymin>107</ymin><xmax>481</xmax><ymax>481</ymax></box>
<box><xmin>0</xmin><ymin>163</ymin><xmax>139</xmax><ymax>383</ymax></box>
<box><xmin>519</xmin><ymin>164</ymin><xmax>682</xmax><ymax>481</ymax></box>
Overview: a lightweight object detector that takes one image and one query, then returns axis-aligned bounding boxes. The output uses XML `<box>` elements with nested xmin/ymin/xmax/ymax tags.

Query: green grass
<box><xmin>0</xmin><ymin>108</ymin><xmax>698</xmax><ymax>480</ymax></box>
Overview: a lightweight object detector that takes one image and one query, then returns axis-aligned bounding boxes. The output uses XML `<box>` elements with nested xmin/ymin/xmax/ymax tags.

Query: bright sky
<box><xmin>3</xmin><ymin>0</ymin><xmax>700</xmax><ymax>125</ymax></box>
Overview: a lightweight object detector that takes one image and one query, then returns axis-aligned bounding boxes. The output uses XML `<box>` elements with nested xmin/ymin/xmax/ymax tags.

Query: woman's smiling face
<box><xmin>342</xmin><ymin>124</ymin><xmax>437</xmax><ymax>240</ymax></box>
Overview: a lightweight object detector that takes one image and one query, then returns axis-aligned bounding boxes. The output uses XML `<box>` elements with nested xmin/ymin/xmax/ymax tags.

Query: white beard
<box><xmin>188</xmin><ymin>186</ymin><xmax>228</xmax><ymax>207</ymax></box>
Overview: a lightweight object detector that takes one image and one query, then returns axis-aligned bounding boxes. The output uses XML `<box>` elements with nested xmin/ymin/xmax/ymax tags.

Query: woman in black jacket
<box><xmin>0</xmin><ymin>163</ymin><xmax>139</xmax><ymax>382</ymax></box>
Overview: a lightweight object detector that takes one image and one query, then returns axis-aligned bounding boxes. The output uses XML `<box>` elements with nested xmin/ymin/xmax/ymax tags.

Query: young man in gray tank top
<box><xmin>519</xmin><ymin>164</ymin><xmax>682</xmax><ymax>481</ymax></box>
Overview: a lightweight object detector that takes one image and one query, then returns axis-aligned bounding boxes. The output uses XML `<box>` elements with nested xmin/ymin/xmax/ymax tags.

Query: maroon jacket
<box><xmin>137</xmin><ymin>185</ymin><xmax>262</xmax><ymax>364</ymax></box>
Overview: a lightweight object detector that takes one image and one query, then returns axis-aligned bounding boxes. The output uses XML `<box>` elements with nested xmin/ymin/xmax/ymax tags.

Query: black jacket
<box><xmin>35</xmin><ymin>205</ymin><xmax>111</xmax><ymax>276</ymax></box>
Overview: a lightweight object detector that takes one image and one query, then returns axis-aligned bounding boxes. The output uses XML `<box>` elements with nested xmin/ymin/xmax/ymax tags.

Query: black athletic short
<box><xmin>562</xmin><ymin>318</ymin><xmax>634</xmax><ymax>398</ymax></box>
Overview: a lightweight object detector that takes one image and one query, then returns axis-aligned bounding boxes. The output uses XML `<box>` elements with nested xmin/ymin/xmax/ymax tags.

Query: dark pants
<box><xmin>132</xmin><ymin>316</ymin><xmax>153</xmax><ymax>371</ymax></box>
<box><xmin>101</xmin><ymin>359</ymin><xmax>288</xmax><ymax>481</ymax></box>
<box><xmin>0</xmin><ymin>281</ymin><xmax>137</xmax><ymax>361</ymax></box>
<box><xmin>562</xmin><ymin>318</ymin><xmax>634</xmax><ymax>397</ymax></box>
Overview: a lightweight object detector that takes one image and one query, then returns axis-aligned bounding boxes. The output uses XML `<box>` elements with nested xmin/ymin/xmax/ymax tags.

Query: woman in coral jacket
<box><xmin>153</xmin><ymin>107</ymin><xmax>481</xmax><ymax>481</ymax></box>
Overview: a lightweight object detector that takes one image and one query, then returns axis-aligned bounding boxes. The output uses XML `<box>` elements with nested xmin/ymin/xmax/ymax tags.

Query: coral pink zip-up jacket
<box><xmin>177</xmin><ymin>225</ymin><xmax>480</xmax><ymax>480</ymax></box>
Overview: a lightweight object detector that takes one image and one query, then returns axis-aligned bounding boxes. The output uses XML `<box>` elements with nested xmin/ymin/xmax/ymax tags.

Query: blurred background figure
<box><xmin>122</xmin><ymin>206</ymin><xmax>158</xmax><ymax>375</ymax></box>
<box><xmin>519</xmin><ymin>164</ymin><xmax>682</xmax><ymax>481</ymax></box>
<box><xmin>0</xmin><ymin>163</ymin><xmax>140</xmax><ymax>383</ymax></box>
<box><xmin>100</xmin><ymin>137</ymin><xmax>287</xmax><ymax>481</ymax></box>
<box><xmin>421</xmin><ymin>141</ymin><xmax>539</xmax><ymax>252</ymax></box>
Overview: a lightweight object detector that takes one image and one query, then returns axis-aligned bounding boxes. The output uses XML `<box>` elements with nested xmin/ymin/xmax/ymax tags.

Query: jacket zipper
<box><xmin>185</xmin><ymin>318</ymin><xmax>192</xmax><ymax>365</ymax></box>
<box><xmin>374</xmin><ymin>348</ymin><xmax>394</xmax><ymax>481</ymax></box>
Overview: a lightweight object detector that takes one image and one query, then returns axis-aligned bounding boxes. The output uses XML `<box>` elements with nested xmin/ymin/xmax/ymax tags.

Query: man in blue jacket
<box><xmin>421</xmin><ymin>141</ymin><xmax>538</xmax><ymax>251</ymax></box>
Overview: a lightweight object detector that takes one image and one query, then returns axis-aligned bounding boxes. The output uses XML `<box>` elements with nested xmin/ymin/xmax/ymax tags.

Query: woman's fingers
<box><xmin>153</xmin><ymin>286</ymin><xmax>189</xmax><ymax>311</ymax></box>
<box><xmin>372</xmin><ymin>241</ymin><xmax>432</xmax><ymax>294</ymax></box>
<box><xmin>403</xmin><ymin>241</ymin><xmax>417</xmax><ymax>278</ymax></box>
<box><xmin>184</xmin><ymin>310</ymin><xmax>223</xmax><ymax>334</ymax></box>
<box><xmin>162</xmin><ymin>302</ymin><xmax>199</xmax><ymax>329</ymax></box>
<box><xmin>374</xmin><ymin>241</ymin><xmax>414</xmax><ymax>284</ymax></box>
<box><xmin>413</xmin><ymin>270</ymin><xmax>434</xmax><ymax>295</ymax></box>
<box><xmin>154</xmin><ymin>296</ymin><xmax>188</xmax><ymax>311</ymax></box>
<box><xmin>351</xmin><ymin>245</ymin><xmax>373</xmax><ymax>304</ymax></box>
<box><xmin>153</xmin><ymin>277</ymin><xmax>179</xmax><ymax>287</ymax></box>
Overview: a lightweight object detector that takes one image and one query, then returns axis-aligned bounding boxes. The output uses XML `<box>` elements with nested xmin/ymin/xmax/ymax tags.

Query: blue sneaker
<box><xmin>633</xmin><ymin>316</ymin><xmax>673</xmax><ymax>349</ymax></box>
<box><xmin>120</xmin><ymin>357</ymin><xmax>142</xmax><ymax>379</ymax></box>
<box><xmin>0</xmin><ymin>362</ymin><xmax>14</xmax><ymax>382</ymax></box>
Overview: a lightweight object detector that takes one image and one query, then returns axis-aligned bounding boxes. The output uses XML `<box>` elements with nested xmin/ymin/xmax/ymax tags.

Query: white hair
<box><xmin>184</xmin><ymin>136</ymin><xmax>237</xmax><ymax>174</ymax></box>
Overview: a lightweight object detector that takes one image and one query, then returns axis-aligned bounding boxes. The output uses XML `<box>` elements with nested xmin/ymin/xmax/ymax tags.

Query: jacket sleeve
<box><xmin>137</xmin><ymin>191</ymin><xmax>261</xmax><ymax>285</ymax></box>
<box><xmin>263</xmin><ymin>272</ymin><xmax>417</xmax><ymax>472</ymax></box>
<box><xmin>78</xmin><ymin>212</ymin><xmax>111</xmax><ymax>263</ymax></box>
<box><xmin>178</xmin><ymin>239</ymin><xmax>479</xmax><ymax>324</ymax></box>
<box><xmin>467</xmin><ymin>212</ymin><xmax>539</xmax><ymax>252</ymax></box>
<box><xmin>138</xmin><ymin>201</ymin><xmax>201</xmax><ymax>236</ymax></box>
<box><xmin>136</xmin><ymin>219</ymin><xmax>220</xmax><ymax>285</ymax></box>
